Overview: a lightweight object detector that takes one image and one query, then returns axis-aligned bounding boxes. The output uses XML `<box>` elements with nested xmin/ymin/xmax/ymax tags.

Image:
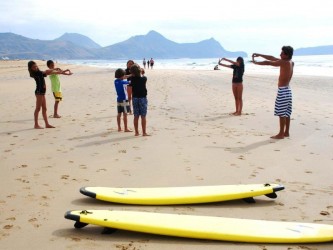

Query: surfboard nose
<box><xmin>80</xmin><ymin>187</ymin><xmax>97</xmax><ymax>198</ymax></box>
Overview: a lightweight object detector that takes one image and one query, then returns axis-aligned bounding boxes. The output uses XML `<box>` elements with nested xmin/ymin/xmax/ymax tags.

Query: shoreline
<box><xmin>1</xmin><ymin>60</ymin><xmax>332</xmax><ymax>249</ymax></box>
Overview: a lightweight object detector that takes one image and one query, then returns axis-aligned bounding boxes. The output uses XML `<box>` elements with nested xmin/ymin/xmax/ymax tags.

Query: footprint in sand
<box><xmin>61</xmin><ymin>175</ymin><xmax>69</xmax><ymax>180</ymax></box>
<box><xmin>15</xmin><ymin>178</ymin><xmax>30</xmax><ymax>184</ymax></box>
<box><xmin>28</xmin><ymin>218</ymin><xmax>41</xmax><ymax>228</ymax></box>
<box><xmin>3</xmin><ymin>225</ymin><xmax>14</xmax><ymax>230</ymax></box>
<box><xmin>97</xmin><ymin>168</ymin><xmax>107</xmax><ymax>172</ymax></box>
<box><xmin>121</xmin><ymin>170</ymin><xmax>131</xmax><ymax>176</ymax></box>
<box><xmin>238</xmin><ymin>155</ymin><xmax>245</xmax><ymax>160</ymax></box>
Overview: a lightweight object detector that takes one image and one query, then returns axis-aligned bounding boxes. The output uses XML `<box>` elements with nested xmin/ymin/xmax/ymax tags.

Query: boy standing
<box><xmin>46</xmin><ymin>60</ymin><xmax>72</xmax><ymax>118</ymax></box>
<box><xmin>252</xmin><ymin>46</ymin><xmax>294</xmax><ymax>139</ymax></box>
<box><xmin>114</xmin><ymin>68</ymin><xmax>132</xmax><ymax>132</ymax></box>
<box><xmin>130</xmin><ymin>64</ymin><xmax>149</xmax><ymax>136</ymax></box>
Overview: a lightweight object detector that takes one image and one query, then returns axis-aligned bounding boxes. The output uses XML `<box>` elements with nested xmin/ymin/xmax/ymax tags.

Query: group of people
<box><xmin>218</xmin><ymin>45</ymin><xmax>294</xmax><ymax>139</ymax></box>
<box><xmin>142</xmin><ymin>58</ymin><xmax>154</xmax><ymax>69</ymax></box>
<box><xmin>28</xmin><ymin>60</ymin><xmax>72</xmax><ymax>129</ymax></box>
<box><xmin>27</xmin><ymin>59</ymin><xmax>149</xmax><ymax>136</ymax></box>
<box><xmin>115</xmin><ymin>60</ymin><xmax>149</xmax><ymax>136</ymax></box>
<box><xmin>28</xmin><ymin>45</ymin><xmax>294</xmax><ymax>140</ymax></box>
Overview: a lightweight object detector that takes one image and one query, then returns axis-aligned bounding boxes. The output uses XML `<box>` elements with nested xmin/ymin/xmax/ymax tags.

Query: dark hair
<box><xmin>282</xmin><ymin>46</ymin><xmax>294</xmax><ymax>59</ymax></box>
<box><xmin>46</xmin><ymin>60</ymin><xmax>54</xmax><ymax>67</ymax></box>
<box><xmin>236</xmin><ymin>57</ymin><xmax>244</xmax><ymax>66</ymax></box>
<box><xmin>126</xmin><ymin>60</ymin><xmax>134</xmax><ymax>69</ymax></box>
<box><xmin>130</xmin><ymin>63</ymin><xmax>141</xmax><ymax>77</ymax></box>
<box><xmin>115</xmin><ymin>68</ymin><xmax>125</xmax><ymax>78</ymax></box>
<box><xmin>28</xmin><ymin>60</ymin><xmax>37</xmax><ymax>77</ymax></box>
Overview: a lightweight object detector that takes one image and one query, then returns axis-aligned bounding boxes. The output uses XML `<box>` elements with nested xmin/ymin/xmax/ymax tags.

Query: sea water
<box><xmin>60</xmin><ymin>55</ymin><xmax>333</xmax><ymax>77</ymax></box>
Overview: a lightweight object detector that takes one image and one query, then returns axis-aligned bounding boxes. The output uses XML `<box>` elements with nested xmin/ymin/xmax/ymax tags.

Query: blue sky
<box><xmin>1</xmin><ymin>0</ymin><xmax>332</xmax><ymax>55</ymax></box>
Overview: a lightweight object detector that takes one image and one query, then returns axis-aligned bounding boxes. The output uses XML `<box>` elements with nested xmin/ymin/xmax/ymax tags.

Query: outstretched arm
<box><xmin>252</xmin><ymin>53</ymin><xmax>279</xmax><ymax>61</ymax></box>
<box><xmin>252</xmin><ymin>59</ymin><xmax>282</xmax><ymax>67</ymax></box>
<box><xmin>218</xmin><ymin>58</ymin><xmax>232</xmax><ymax>68</ymax></box>
<box><xmin>44</xmin><ymin>69</ymin><xmax>62</xmax><ymax>75</ymax></box>
<box><xmin>62</xmin><ymin>69</ymin><xmax>73</xmax><ymax>75</ymax></box>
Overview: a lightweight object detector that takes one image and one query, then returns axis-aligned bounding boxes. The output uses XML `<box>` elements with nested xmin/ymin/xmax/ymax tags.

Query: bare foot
<box><xmin>45</xmin><ymin>124</ymin><xmax>55</xmax><ymax>128</ymax></box>
<box><xmin>53</xmin><ymin>114</ymin><xmax>61</xmax><ymax>118</ymax></box>
<box><xmin>142</xmin><ymin>133</ymin><xmax>150</xmax><ymax>136</ymax></box>
<box><xmin>234</xmin><ymin>112</ymin><xmax>241</xmax><ymax>116</ymax></box>
<box><xmin>230</xmin><ymin>112</ymin><xmax>238</xmax><ymax>115</ymax></box>
<box><xmin>270</xmin><ymin>134</ymin><xmax>284</xmax><ymax>139</ymax></box>
<box><xmin>124</xmin><ymin>129</ymin><xmax>132</xmax><ymax>132</ymax></box>
<box><xmin>118</xmin><ymin>128</ymin><xmax>122</xmax><ymax>132</ymax></box>
<box><xmin>34</xmin><ymin>125</ymin><xmax>44</xmax><ymax>129</ymax></box>
<box><xmin>135</xmin><ymin>133</ymin><xmax>140</xmax><ymax>136</ymax></box>
<box><xmin>284</xmin><ymin>132</ymin><xmax>290</xmax><ymax>137</ymax></box>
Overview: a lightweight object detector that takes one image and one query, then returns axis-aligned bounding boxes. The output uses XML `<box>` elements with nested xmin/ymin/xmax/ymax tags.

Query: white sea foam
<box><xmin>60</xmin><ymin>55</ymin><xmax>333</xmax><ymax>77</ymax></box>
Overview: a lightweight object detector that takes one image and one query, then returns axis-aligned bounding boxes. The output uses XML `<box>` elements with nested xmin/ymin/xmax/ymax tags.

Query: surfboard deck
<box><xmin>80</xmin><ymin>183</ymin><xmax>284</xmax><ymax>205</ymax></box>
<box><xmin>64</xmin><ymin>210</ymin><xmax>333</xmax><ymax>243</ymax></box>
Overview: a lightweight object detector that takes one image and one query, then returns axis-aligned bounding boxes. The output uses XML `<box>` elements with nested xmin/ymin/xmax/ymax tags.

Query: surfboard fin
<box><xmin>74</xmin><ymin>221</ymin><xmax>88</xmax><ymax>229</ymax></box>
<box><xmin>243</xmin><ymin>197</ymin><xmax>256</xmax><ymax>203</ymax></box>
<box><xmin>265</xmin><ymin>192</ymin><xmax>278</xmax><ymax>199</ymax></box>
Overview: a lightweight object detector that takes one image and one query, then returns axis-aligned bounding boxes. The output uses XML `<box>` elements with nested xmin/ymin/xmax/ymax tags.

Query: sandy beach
<box><xmin>1</xmin><ymin>60</ymin><xmax>332</xmax><ymax>250</ymax></box>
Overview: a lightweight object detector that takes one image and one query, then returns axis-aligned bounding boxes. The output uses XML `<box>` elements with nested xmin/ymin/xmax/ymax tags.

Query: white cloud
<box><xmin>0</xmin><ymin>0</ymin><xmax>332</xmax><ymax>54</ymax></box>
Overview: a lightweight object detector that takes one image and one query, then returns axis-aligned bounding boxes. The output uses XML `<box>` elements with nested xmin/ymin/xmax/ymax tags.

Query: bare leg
<box><xmin>237</xmin><ymin>84</ymin><xmax>243</xmax><ymax>115</ymax></box>
<box><xmin>34</xmin><ymin>95</ymin><xmax>43</xmax><ymax>129</ymax></box>
<box><xmin>41</xmin><ymin>96</ymin><xmax>54</xmax><ymax>128</ymax></box>
<box><xmin>141</xmin><ymin>116</ymin><xmax>149</xmax><ymax>136</ymax></box>
<box><xmin>284</xmin><ymin>117</ymin><xmax>291</xmax><ymax>137</ymax></box>
<box><xmin>53</xmin><ymin>101</ymin><xmax>61</xmax><ymax>118</ymax></box>
<box><xmin>234</xmin><ymin>84</ymin><xmax>243</xmax><ymax>115</ymax></box>
<box><xmin>117</xmin><ymin>113</ymin><xmax>122</xmax><ymax>131</ymax></box>
<box><xmin>134</xmin><ymin>116</ymin><xmax>139</xmax><ymax>136</ymax></box>
<box><xmin>271</xmin><ymin>117</ymin><xmax>286</xmax><ymax>139</ymax></box>
<box><xmin>232</xmin><ymin>84</ymin><xmax>238</xmax><ymax>115</ymax></box>
<box><xmin>123</xmin><ymin>113</ymin><xmax>132</xmax><ymax>132</ymax></box>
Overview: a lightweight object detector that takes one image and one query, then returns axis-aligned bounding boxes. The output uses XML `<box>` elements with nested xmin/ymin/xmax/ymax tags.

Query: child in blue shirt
<box><xmin>114</xmin><ymin>68</ymin><xmax>132</xmax><ymax>132</ymax></box>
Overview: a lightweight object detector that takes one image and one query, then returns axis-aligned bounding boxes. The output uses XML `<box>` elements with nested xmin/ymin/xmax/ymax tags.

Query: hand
<box><xmin>251</xmin><ymin>54</ymin><xmax>256</xmax><ymax>64</ymax></box>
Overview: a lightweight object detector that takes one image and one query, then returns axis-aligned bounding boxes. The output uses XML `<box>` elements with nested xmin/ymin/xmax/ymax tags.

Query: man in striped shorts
<box><xmin>252</xmin><ymin>46</ymin><xmax>294</xmax><ymax>139</ymax></box>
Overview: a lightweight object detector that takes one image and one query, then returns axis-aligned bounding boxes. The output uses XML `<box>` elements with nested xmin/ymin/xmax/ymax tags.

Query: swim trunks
<box><xmin>117</xmin><ymin>100</ymin><xmax>130</xmax><ymax>113</ymax></box>
<box><xmin>274</xmin><ymin>86</ymin><xmax>292</xmax><ymax>117</ymax></box>
<box><xmin>132</xmin><ymin>97</ymin><xmax>148</xmax><ymax>117</ymax></box>
<box><xmin>53</xmin><ymin>92</ymin><xmax>62</xmax><ymax>101</ymax></box>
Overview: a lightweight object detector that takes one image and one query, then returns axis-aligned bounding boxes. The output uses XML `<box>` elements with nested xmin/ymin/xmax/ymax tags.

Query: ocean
<box><xmin>59</xmin><ymin>55</ymin><xmax>333</xmax><ymax>77</ymax></box>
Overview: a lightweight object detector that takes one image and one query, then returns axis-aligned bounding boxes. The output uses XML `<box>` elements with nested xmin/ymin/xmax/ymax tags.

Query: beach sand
<box><xmin>1</xmin><ymin>60</ymin><xmax>332</xmax><ymax>249</ymax></box>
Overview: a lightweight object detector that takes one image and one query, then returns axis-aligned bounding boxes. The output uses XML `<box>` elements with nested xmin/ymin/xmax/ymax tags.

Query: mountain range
<box><xmin>0</xmin><ymin>30</ymin><xmax>332</xmax><ymax>60</ymax></box>
<box><xmin>0</xmin><ymin>31</ymin><xmax>246</xmax><ymax>60</ymax></box>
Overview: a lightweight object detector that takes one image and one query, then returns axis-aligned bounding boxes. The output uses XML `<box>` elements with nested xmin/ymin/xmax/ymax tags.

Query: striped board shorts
<box><xmin>274</xmin><ymin>86</ymin><xmax>292</xmax><ymax>117</ymax></box>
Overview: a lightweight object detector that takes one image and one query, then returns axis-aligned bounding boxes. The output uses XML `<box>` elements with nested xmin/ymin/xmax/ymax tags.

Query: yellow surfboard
<box><xmin>80</xmin><ymin>183</ymin><xmax>284</xmax><ymax>205</ymax></box>
<box><xmin>64</xmin><ymin>210</ymin><xmax>333</xmax><ymax>243</ymax></box>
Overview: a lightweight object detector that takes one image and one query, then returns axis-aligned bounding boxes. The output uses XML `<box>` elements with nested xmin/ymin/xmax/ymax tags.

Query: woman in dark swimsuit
<box><xmin>218</xmin><ymin>57</ymin><xmax>245</xmax><ymax>115</ymax></box>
